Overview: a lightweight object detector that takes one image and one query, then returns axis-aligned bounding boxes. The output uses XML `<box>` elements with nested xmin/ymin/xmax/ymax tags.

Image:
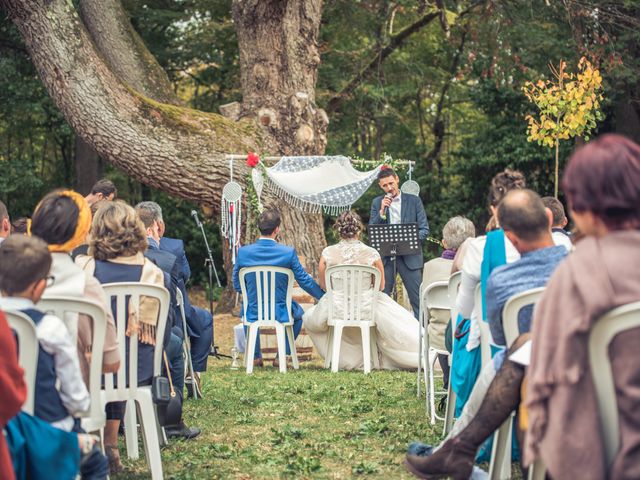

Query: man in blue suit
<box><xmin>139</xmin><ymin>203</ymin><xmax>214</xmax><ymax>389</ymax></box>
<box><xmin>369</xmin><ymin>167</ymin><xmax>429</xmax><ymax>318</ymax></box>
<box><xmin>233</xmin><ymin>209</ymin><xmax>324</xmax><ymax>366</ymax></box>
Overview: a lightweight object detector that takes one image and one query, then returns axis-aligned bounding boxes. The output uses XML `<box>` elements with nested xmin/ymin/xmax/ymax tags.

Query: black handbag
<box><xmin>153</xmin><ymin>353</ymin><xmax>182</xmax><ymax>426</ymax></box>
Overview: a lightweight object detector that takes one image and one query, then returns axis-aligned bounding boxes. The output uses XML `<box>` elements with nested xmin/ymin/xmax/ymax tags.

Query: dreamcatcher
<box><xmin>401</xmin><ymin>161</ymin><xmax>420</xmax><ymax>196</ymax></box>
<box><xmin>220</xmin><ymin>160</ymin><xmax>243</xmax><ymax>263</ymax></box>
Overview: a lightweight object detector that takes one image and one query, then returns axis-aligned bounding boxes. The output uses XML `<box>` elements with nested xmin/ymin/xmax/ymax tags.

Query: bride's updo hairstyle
<box><xmin>334</xmin><ymin>210</ymin><xmax>363</xmax><ymax>239</ymax></box>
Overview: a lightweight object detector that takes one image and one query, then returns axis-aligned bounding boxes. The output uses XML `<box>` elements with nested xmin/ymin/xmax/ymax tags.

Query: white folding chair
<box><xmin>489</xmin><ymin>287</ymin><xmax>544</xmax><ymax>480</ymax></box>
<box><xmin>589</xmin><ymin>301</ymin><xmax>640</xmax><ymax>471</ymax></box>
<box><xmin>419</xmin><ymin>281</ymin><xmax>450</xmax><ymax>423</ymax></box>
<box><xmin>239</xmin><ymin>266</ymin><xmax>299</xmax><ymax>374</ymax></box>
<box><xmin>324</xmin><ymin>265</ymin><xmax>381</xmax><ymax>374</ymax></box>
<box><xmin>38</xmin><ymin>296</ymin><xmax>107</xmax><ymax>433</ymax></box>
<box><xmin>443</xmin><ymin>271</ymin><xmax>462</xmax><ymax>436</ymax></box>
<box><xmin>175</xmin><ymin>288</ymin><xmax>201</xmax><ymax>399</ymax></box>
<box><xmin>102</xmin><ymin>283</ymin><xmax>169</xmax><ymax>480</ymax></box>
<box><xmin>5</xmin><ymin>310</ymin><xmax>39</xmax><ymax>414</ymax></box>
<box><xmin>475</xmin><ymin>284</ymin><xmax>492</xmax><ymax>368</ymax></box>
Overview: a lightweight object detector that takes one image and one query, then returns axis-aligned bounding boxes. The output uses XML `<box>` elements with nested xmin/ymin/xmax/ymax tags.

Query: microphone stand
<box><xmin>191</xmin><ymin>210</ymin><xmax>230</xmax><ymax>359</ymax></box>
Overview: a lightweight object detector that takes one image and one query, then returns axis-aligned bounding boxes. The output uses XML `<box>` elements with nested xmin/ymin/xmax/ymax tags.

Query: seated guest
<box><xmin>422</xmin><ymin>216</ymin><xmax>475</xmax><ymax>385</ymax></box>
<box><xmin>0</xmin><ymin>310</ymin><xmax>107</xmax><ymax>480</ymax></box>
<box><xmin>486</xmin><ymin>190</ymin><xmax>568</xmax><ymax>348</ymax></box>
<box><xmin>135</xmin><ymin>202</ymin><xmax>200</xmax><ymax>440</ymax></box>
<box><xmin>10</xmin><ymin>217</ymin><xmax>29</xmax><ymax>235</ymax></box>
<box><xmin>0</xmin><ymin>235</ymin><xmax>90</xmax><ymax>432</ymax></box>
<box><xmin>30</xmin><ymin>190</ymin><xmax>120</xmax><ymax>381</ymax></box>
<box><xmin>541</xmin><ymin>196</ymin><xmax>572</xmax><ymax>251</ymax></box>
<box><xmin>234</xmin><ymin>209</ymin><xmax>324</xmax><ymax>366</ymax></box>
<box><xmin>71</xmin><ymin>200</ymin><xmax>106</xmax><ymax>260</ymax></box>
<box><xmin>450</xmin><ymin>169</ymin><xmax>525</xmax><ymax>414</ymax></box>
<box><xmin>405</xmin><ymin>134</ymin><xmax>640</xmax><ymax>480</ymax></box>
<box><xmin>406</xmin><ymin>189</ymin><xmax>568</xmax><ymax>474</ymax></box>
<box><xmin>77</xmin><ymin>201</ymin><xmax>169</xmax><ymax>473</ymax></box>
<box><xmin>0</xmin><ymin>200</ymin><xmax>10</xmax><ymax>244</ymax></box>
<box><xmin>304</xmin><ymin>211</ymin><xmax>420</xmax><ymax>370</ymax></box>
<box><xmin>157</xmin><ymin>208</ymin><xmax>213</xmax><ymax>392</ymax></box>
<box><xmin>84</xmin><ymin>179</ymin><xmax>117</xmax><ymax>207</ymax></box>
<box><xmin>0</xmin><ymin>310</ymin><xmax>26</xmax><ymax>480</ymax></box>
<box><xmin>526</xmin><ymin>134</ymin><xmax>640</xmax><ymax>479</ymax></box>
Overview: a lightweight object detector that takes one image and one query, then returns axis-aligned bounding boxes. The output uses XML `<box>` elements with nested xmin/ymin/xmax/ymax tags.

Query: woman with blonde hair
<box><xmin>77</xmin><ymin>200</ymin><xmax>167</xmax><ymax>473</ymax></box>
<box><xmin>304</xmin><ymin>210</ymin><xmax>420</xmax><ymax>370</ymax></box>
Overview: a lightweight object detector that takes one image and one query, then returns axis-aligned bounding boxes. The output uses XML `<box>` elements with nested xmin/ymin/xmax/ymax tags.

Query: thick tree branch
<box><xmin>325</xmin><ymin>11</ymin><xmax>439</xmax><ymax>114</ymax></box>
<box><xmin>78</xmin><ymin>0</ymin><xmax>183</xmax><ymax>106</ymax></box>
<box><xmin>1</xmin><ymin>0</ymin><xmax>260</xmax><ymax>208</ymax></box>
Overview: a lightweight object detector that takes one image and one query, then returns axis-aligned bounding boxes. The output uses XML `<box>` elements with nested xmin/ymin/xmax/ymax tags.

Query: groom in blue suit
<box><xmin>233</xmin><ymin>209</ymin><xmax>325</xmax><ymax>364</ymax></box>
<box><xmin>370</xmin><ymin>167</ymin><xmax>429</xmax><ymax>318</ymax></box>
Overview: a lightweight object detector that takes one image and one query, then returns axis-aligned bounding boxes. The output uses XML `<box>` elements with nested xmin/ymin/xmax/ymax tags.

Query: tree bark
<box><xmin>2</xmin><ymin>0</ymin><xmax>329</xmax><ymax>309</ymax></box>
<box><xmin>231</xmin><ymin>0</ymin><xmax>328</xmax><ymax>275</ymax></box>
<box><xmin>74</xmin><ymin>135</ymin><xmax>103</xmax><ymax>195</ymax></box>
<box><xmin>1</xmin><ymin>0</ymin><xmax>260</xmax><ymax>210</ymax></box>
<box><xmin>78</xmin><ymin>0</ymin><xmax>182</xmax><ymax>106</ymax></box>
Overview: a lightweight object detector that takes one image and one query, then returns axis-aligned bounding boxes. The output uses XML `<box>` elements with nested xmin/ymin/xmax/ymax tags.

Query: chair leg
<box><xmin>124</xmin><ymin>400</ymin><xmax>139</xmax><ymax>459</ymax></box>
<box><xmin>324</xmin><ymin>326</ymin><xmax>334</xmax><ymax>369</ymax></box>
<box><xmin>331</xmin><ymin>325</ymin><xmax>344</xmax><ymax>373</ymax></box>
<box><xmin>428</xmin><ymin>349</ymin><xmax>437</xmax><ymax>424</ymax></box>
<box><xmin>286</xmin><ymin>325</ymin><xmax>299</xmax><ymax>370</ymax></box>
<box><xmin>443</xmin><ymin>383</ymin><xmax>456</xmax><ymax>437</ymax></box>
<box><xmin>361</xmin><ymin>326</ymin><xmax>371</xmax><ymax>374</ymax></box>
<box><xmin>136</xmin><ymin>393</ymin><xmax>164</xmax><ymax>480</ymax></box>
<box><xmin>370</xmin><ymin>327</ymin><xmax>380</xmax><ymax>369</ymax></box>
<box><xmin>417</xmin><ymin>323</ymin><xmax>423</xmax><ymax>397</ymax></box>
<box><xmin>246</xmin><ymin>325</ymin><xmax>259</xmax><ymax>374</ymax></box>
<box><xmin>489</xmin><ymin>415</ymin><xmax>513</xmax><ymax>480</ymax></box>
<box><xmin>275</xmin><ymin>324</ymin><xmax>287</xmax><ymax>373</ymax></box>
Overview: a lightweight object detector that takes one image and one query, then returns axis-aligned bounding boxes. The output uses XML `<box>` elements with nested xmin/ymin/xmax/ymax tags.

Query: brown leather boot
<box><xmin>404</xmin><ymin>436</ymin><xmax>476</xmax><ymax>480</ymax></box>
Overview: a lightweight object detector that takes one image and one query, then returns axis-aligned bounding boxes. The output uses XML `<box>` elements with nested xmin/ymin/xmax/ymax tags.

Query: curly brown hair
<box><xmin>334</xmin><ymin>210</ymin><xmax>363</xmax><ymax>239</ymax></box>
<box><xmin>488</xmin><ymin>169</ymin><xmax>526</xmax><ymax>207</ymax></box>
<box><xmin>88</xmin><ymin>200</ymin><xmax>148</xmax><ymax>260</ymax></box>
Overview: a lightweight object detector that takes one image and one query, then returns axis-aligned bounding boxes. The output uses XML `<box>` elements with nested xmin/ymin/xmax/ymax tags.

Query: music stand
<box><xmin>368</xmin><ymin>223</ymin><xmax>420</xmax><ymax>300</ymax></box>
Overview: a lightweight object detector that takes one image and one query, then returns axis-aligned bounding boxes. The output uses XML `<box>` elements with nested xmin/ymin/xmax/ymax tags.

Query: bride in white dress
<box><xmin>303</xmin><ymin>211</ymin><xmax>419</xmax><ymax>370</ymax></box>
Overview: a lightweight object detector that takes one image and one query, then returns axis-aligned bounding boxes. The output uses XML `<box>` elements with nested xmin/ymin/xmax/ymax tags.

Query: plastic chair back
<box><xmin>589</xmin><ymin>301</ymin><xmax>640</xmax><ymax>469</ymax></box>
<box><xmin>501</xmin><ymin>287</ymin><xmax>545</xmax><ymax>347</ymax></box>
<box><xmin>239</xmin><ymin>266</ymin><xmax>294</xmax><ymax>325</ymax></box>
<box><xmin>38</xmin><ymin>296</ymin><xmax>107</xmax><ymax>426</ymax></box>
<box><xmin>325</xmin><ymin>264</ymin><xmax>380</xmax><ymax>324</ymax></box>
<box><xmin>5</xmin><ymin>310</ymin><xmax>38</xmax><ymax>414</ymax></box>
<box><xmin>100</xmin><ymin>283</ymin><xmax>170</xmax><ymax>399</ymax></box>
<box><xmin>448</xmin><ymin>271</ymin><xmax>462</xmax><ymax>325</ymax></box>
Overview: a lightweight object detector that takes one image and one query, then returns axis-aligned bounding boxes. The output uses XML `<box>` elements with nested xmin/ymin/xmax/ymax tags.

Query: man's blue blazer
<box><xmin>233</xmin><ymin>239</ymin><xmax>324</xmax><ymax>323</ymax></box>
<box><xmin>159</xmin><ymin>237</ymin><xmax>191</xmax><ymax>285</ymax></box>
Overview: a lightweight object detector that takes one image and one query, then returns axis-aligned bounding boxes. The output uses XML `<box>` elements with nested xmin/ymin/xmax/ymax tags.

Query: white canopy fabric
<box><xmin>253</xmin><ymin>156</ymin><xmax>382</xmax><ymax>215</ymax></box>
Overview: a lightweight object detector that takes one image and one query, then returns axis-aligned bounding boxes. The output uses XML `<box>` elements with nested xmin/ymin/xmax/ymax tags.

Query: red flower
<box><xmin>246</xmin><ymin>152</ymin><xmax>260</xmax><ymax>168</ymax></box>
<box><xmin>380</xmin><ymin>164</ymin><xmax>390</xmax><ymax>171</ymax></box>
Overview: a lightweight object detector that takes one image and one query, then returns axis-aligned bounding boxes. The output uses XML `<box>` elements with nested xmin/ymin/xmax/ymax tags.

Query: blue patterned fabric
<box><xmin>485</xmin><ymin>245</ymin><xmax>567</xmax><ymax>347</ymax></box>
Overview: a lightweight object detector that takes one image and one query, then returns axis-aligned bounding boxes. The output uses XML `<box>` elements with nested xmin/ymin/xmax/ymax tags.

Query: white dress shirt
<box><xmin>388</xmin><ymin>193</ymin><xmax>402</xmax><ymax>224</ymax></box>
<box><xmin>0</xmin><ymin>296</ymin><xmax>90</xmax><ymax>431</ymax></box>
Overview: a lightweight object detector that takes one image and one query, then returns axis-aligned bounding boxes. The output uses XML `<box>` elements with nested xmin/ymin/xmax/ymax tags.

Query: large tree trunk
<box><xmin>2</xmin><ymin>0</ymin><xmax>329</xmax><ymax>311</ymax></box>
<box><xmin>231</xmin><ymin>0</ymin><xmax>328</xmax><ymax>273</ymax></box>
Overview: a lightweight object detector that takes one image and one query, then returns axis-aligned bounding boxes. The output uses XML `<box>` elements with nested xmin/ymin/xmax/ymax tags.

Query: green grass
<box><xmin>118</xmin><ymin>358</ymin><xmax>443</xmax><ymax>479</ymax></box>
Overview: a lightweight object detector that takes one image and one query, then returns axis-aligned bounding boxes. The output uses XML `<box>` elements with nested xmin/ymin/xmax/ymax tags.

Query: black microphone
<box><xmin>381</xmin><ymin>192</ymin><xmax>393</xmax><ymax>220</ymax></box>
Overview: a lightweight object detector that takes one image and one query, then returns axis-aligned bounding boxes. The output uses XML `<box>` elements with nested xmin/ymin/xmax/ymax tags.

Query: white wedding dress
<box><xmin>303</xmin><ymin>239</ymin><xmax>420</xmax><ymax>370</ymax></box>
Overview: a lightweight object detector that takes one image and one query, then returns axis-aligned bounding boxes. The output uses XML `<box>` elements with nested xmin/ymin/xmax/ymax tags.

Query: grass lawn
<box><xmin>117</xmin><ymin>313</ymin><xmax>444</xmax><ymax>479</ymax></box>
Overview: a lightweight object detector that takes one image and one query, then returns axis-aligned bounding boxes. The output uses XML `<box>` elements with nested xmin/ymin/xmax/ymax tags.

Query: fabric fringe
<box><xmin>265</xmin><ymin>177</ymin><xmax>351</xmax><ymax>217</ymax></box>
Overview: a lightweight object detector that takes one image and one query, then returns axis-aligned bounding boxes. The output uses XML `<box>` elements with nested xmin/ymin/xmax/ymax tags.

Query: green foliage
<box><xmin>118</xmin><ymin>354</ymin><xmax>441</xmax><ymax>479</ymax></box>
